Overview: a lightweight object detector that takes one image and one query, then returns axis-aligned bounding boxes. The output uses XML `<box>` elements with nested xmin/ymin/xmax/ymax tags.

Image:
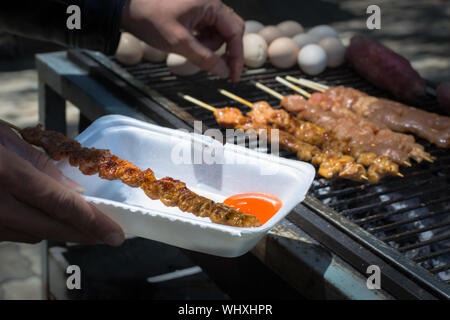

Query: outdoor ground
<box><xmin>0</xmin><ymin>0</ymin><xmax>449</xmax><ymax>299</ymax></box>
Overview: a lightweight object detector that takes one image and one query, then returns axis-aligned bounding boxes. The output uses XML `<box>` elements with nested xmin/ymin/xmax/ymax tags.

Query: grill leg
<box><xmin>38</xmin><ymin>80</ymin><xmax>66</xmax><ymax>132</ymax></box>
<box><xmin>78</xmin><ymin>113</ymin><xmax>91</xmax><ymax>133</ymax></box>
<box><xmin>38</xmin><ymin>79</ymin><xmax>68</xmax><ymax>300</ymax></box>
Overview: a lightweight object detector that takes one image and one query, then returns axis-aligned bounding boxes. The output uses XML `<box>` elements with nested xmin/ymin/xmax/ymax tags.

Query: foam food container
<box><xmin>57</xmin><ymin>115</ymin><xmax>315</xmax><ymax>257</ymax></box>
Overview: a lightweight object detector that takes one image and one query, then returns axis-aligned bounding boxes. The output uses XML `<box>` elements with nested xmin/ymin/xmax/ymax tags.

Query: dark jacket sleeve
<box><xmin>0</xmin><ymin>0</ymin><xmax>126</xmax><ymax>55</ymax></box>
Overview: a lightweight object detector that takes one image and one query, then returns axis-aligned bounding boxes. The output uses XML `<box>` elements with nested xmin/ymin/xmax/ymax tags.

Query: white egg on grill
<box><xmin>245</xmin><ymin>20</ymin><xmax>264</xmax><ymax>33</ymax></box>
<box><xmin>140</xmin><ymin>42</ymin><xmax>167</xmax><ymax>63</ymax></box>
<box><xmin>277</xmin><ymin>20</ymin><xmax>304</xmax><ymax>37</ymax></box>
<box><xmin>243</xmin><ymin>33</ymin><xmax>268</xmax><ymax>68</ymax></box>
<box><xmin>166</xmin><ymin>53</ymin><xmax>200</xmax><ymax>76</ymax></box>
<box><xmin>258</xmin><ymin>26</ymin><xmax>283</xmax><ymax>45</ymax></box>
<box><xmin>308</xmin><ymin>25</ymin><xmax>339</xmax><ymax>41</ymax></box>
<box><xmin>115</xmin><ymin>32</ymin><xmax>144</xmax><ymax>65</ymax></box>
<box><xmin>318</xmin><ymin>37</ymin><xmax>346</xmax><ymax>67</ymax></box>
<box><xmin>297</xmin><ymin>44</ymin><xmax>327</xmax><ymax>75</ymax></box>
<box><xmin>268</xmin><ymin>37</ymin><xmax>300</xmax><ymax>69</ymax></box>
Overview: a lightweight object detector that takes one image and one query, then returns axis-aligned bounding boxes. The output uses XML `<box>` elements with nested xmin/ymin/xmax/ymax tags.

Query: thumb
<box><xmin>0</xmin><ymin>124</ymin><xmax>84</xmax><ymax>193</ymax></box>
<box><xmin>27</xmin><ymin>148</ymin><xmax>85</xmax><ymax>194</ymax></box>
<box><xmin>171</xmin><ymin>25</ymin><xmax>230</xmax><ymax>78</ymax></box>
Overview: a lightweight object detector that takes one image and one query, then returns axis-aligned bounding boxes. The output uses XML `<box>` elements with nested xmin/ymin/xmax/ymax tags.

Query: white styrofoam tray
<box><xmin>57</xmin><ymin>115</ymin><xmax>315</xmax><ymax>257</ymax></box>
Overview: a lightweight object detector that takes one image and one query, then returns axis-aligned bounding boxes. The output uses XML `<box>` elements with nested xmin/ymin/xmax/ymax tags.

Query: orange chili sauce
<box><xmin>224</xmin><ymin>193</ymin><xmax>282</xmax><ymax>225</ymax></box>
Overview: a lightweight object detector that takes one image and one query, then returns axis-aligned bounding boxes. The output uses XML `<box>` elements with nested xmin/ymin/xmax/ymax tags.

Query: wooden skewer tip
<box><xmin>275</xmin><ymin>76</ymin><xmax>311</xmax><ymax>98</ymax></box>
<box><xmin>290</xmin><ymin>79</ymin><xmax>326</xmax><ymax>93</ymax></box>
<box><xmin>178</xmin><ymin>93</ymin><xmax>217</xmax><ymax>112</ymax></box>
<box><xmin>403</xmin><ymin>161</ymin><xmax>412</xmax><ymax>167</ymax></box>
<box><xmin>253</xmin><ymin>82</ymin><xmax>284</xmax><ymax>100</ymax></box>
<box><xmin>296</xmin><ymin>77</ymin><xmax>328</xmax><ymax>91</ymax></box>
<box><xmin>218</xmin><ymin>89</ymin><xmax>253</xmax><ymax>108</ymax></box>
<box><xmin>0</xmin><ymin>119</ymin><xmax>22</xmax><ymax>131</ymax></box>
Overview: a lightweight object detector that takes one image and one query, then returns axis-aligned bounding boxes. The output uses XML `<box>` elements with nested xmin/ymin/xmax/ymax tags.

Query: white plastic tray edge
<box><xmin>67</xmin><ymin>115</ymin><xmax>316</xmax><ymax>256</ymax></box>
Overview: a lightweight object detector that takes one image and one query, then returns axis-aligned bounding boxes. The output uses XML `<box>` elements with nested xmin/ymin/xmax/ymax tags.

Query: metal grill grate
<box><xmin>124</xmin><ymin>61</ymin><xmax>450</xmax><ymax>284</ymax></box>
<box><xmin>76</xmin><ymin>50</ymin><xmax>450</xmax><ymax>292</ymax></box>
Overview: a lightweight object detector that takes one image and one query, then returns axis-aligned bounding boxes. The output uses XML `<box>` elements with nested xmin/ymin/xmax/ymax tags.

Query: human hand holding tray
<box><xmin>56</xmin><ymin>115</ymin><xmax>315</xmax><ymax>257</ymax></box>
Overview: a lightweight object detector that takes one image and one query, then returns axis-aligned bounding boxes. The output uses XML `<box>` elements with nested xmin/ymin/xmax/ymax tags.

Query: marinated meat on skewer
<box><xmin>312</xmin><ymin>92</ymin><xmax>433</xmax><ymax>162</ymax></box>
<box><xmin>247</xmin><ymin>101</ymin><xmax>329</xmax><ymax>146</ymax></box>
<box><xmin>213</xmin><ymin>107</ymin><xmax>369</xmax><ymax>182</ymax></box>
<box><xmin>245</xmin><ymin>101</ymin><xmax>400</xmax><ymax>182</ymax></box>
<box><xmin>213</xmin><ymin>107</ymin><xmax>247</xmax><ymax>129</ymax></box>
<box><xmin>19</xmin><ymin>125</ymin><xmax>261</xmax><ymax>228</ymax></box>
<box><xmin>322</xmin><ymin>86</ymin><xmax>450</xmax><ymax>148</ymax></box>
<box><xmin>309</xmin><ymin>92</ymin><xmax>430</xmax><ymax>162</ymax></box>
<box><xmin>281</xmin><ymin>94</ymin><xmax>432</xmax><ymax>164</ymax></box>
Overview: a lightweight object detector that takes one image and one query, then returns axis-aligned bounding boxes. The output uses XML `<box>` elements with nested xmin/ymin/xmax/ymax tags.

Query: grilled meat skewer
<box><xmin>246</xmin><ymin>101</ymin><xmax>401</xmax><ymax>183</ymax></box>
<box><xmin>246</xmin><ymin>84</ymin><xmax>403</xmax><ymax>182</ymax></box>
<box><xmin>19</xmin><ymin>125</ymin><xmax>261</xmax><ymax>228</ymax></box>
<box><xmin>281</xmin><ymin>94</ymin><xmax>432</xmax><ymax>164</ymax></box>
<box><xmin>322</xmin><ymin>86</ymin><xmax>450</xmax><ymax>148</ymax></box>
<box><xmin>213</xmin><ymin>107</ymin><xmax>368</xmax><ymax>182</ymax></box>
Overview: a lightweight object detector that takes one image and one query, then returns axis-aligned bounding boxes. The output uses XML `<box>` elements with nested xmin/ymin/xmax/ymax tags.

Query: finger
<box><xmin>195</xmin><ymin>27</ymin><xmax>224</xmax><ymax>52</ymax></box>
<box><xmin>0</xmin><ymin>194</ymin><xmax>100</xmax><ymax>244</ymax></box>
<box><xmin>0</xmin><ymin>124</ymin><xmax>83</xmax><ymax>193</ymax></box>
<box><xmin>0</xmin><ymin>227</ymin><xmax>41</xmax><ymax>244</ymax></box>
<box><xmin>171</xmin><ymin>24</ymin><xmax>230</xmax><ymax>78</ymax></box>
<box><xmin>213</xmin><ymin>5</ymin><xmax>245</xmax><ymax>82</ymax></box>
<box><xmin>1</xmin><ymin>147</ymin><xmax>125</xmax><ymax>246</ymax></box>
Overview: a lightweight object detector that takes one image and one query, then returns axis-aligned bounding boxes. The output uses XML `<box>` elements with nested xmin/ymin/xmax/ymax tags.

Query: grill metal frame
<box><xmin>67</xmin><ymin>49</ymin><xmax>450</xmax><ymax>299</ymax></box>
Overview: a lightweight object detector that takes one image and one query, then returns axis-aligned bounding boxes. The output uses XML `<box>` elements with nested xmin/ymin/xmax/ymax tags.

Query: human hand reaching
<box><xmin>121</xmin><ymin>0</ymin><xmax>245</xmax><ymax>82</ymax></box>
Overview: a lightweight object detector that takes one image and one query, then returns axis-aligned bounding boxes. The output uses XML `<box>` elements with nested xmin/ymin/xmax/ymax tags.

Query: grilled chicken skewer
<box><xmin>219</xmin><ymin>89</ymin><xmax>329</xmax><ymax>146</ymax></box>
<box><xmin>5</xmin><ymin>122</ymin><xmax>260</xmax><ymax>228</ymax></box>
<box><xmin>288</xmin><ymin>76</ymin><xmax>448</xmax><ymax>149</ymax></box>
<box><xmin>251</xmin><ymin>82</ymin><xmax>403</xmax><ymax>183</ymax></box>
<box><xmin>280</xmin><ymin>77</ymin><xmax>433</xmax><ymax>164</ymax></box>
<box><xmin>181</xmin><ymin>94</ymin><xmax>368</xmax><ymax>182</ymax></box>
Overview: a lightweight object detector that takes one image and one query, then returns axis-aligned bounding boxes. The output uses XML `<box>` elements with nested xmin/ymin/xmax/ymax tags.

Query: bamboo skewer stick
<box><xmin>299</xmin><ymin>78</ymin><xmax>330</xmax><ymax>90</ymax></box>
<box><xmin>0</xmin><ymin>118</ymin><xmax>22</xmax><ymax>131</ymax></box>
<box><xmin>179</xmin><ymin>93</ymin><xmax>218</xmax><ymax>112</ymax></box>
<box><xmin>285</xmin><ymin>76</ymin><xmax>328</xmax><ymax>92</ymax></box>
<box><xmin>178</xmin><ymin>93</ymin><xmax>217</xmax><ymax>112</ymax></box>
<box><xmin>254</xmin><ymin>82</ymin><xmax>284</xmax><ymax>101</ymax></box>
<box><xmin>253</xmin><ymin>82</ymin><xmax>285</xmax><ymax>101</ymax></box>
<box><xmin>275</xmin><ymin>77</ymin><xmax>311</xmax><ymax>98</ymax></box>
<box><xmin>218</xmin><ymin>89</ymin><xmax>253</xmax><ymax>108</ymax></box>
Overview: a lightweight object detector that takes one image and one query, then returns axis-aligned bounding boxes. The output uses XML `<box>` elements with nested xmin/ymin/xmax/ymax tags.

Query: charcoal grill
<box><xmin>39</xmin><ymin>49</ymin><xmax>449</xmax><ymax>299</ymax></box>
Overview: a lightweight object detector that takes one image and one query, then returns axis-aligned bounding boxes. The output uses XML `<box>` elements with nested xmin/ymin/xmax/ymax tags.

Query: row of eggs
<box><xmin>115</xmin><ymin>21</ymin><xmax>345</xmax><ymax>77</ymax></box>
<box><xmin>115</xmin><ymin>32</ymin><xmax>201</xmax><ymax>75</ymax></box>
<box><xmin>244</xmin><ymin>20</ymin><xmax>346</xmax><ymax>75</ymax></box>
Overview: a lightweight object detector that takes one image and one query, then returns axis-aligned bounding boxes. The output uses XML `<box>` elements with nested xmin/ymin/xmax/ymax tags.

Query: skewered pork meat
<box><xmin>19</xmin><ymin>125</ymin><xmax>261</xmax><ymax>228</ymax></box>
<box><xmin>213</xmin><ymin>107</ymin><xmax>369</xmax><ymax>182</ymax></box>
<box><xmin>281</xmin><ymin>94</ymin><xmax>432</xmax><ymax>163</ymax></box>
<box><xmin>246</xmin><ymin>101</ymin><xmax>400</xmax><ymax>182</ymax></box>
<box><xmin>322</xmin><ymin>86</ymin><xmax>450</xmax><ymax>148</ymax></box>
